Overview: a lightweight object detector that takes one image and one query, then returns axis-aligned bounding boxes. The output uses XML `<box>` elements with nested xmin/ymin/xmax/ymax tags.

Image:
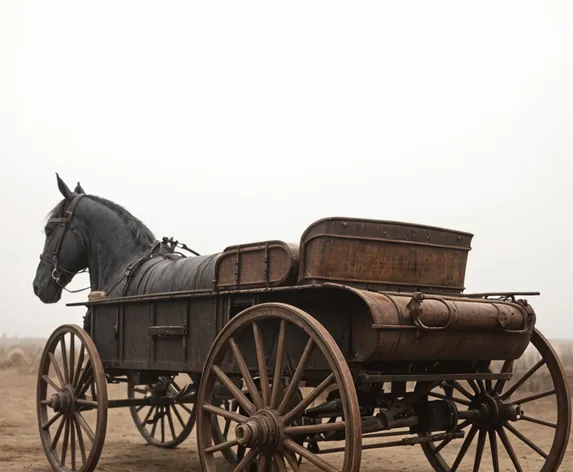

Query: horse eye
<box><xmin>45</xmin><ymin>227</ymin><xmax>53</xmax><ymax>236</ymax></box>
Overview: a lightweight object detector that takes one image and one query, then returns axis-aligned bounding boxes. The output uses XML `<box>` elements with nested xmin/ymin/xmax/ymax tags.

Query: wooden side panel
<box><xmin>123</xmin><ymin>302</ymin><xmax>151</xmax><ymax>363</ymax></box>
<box><xmin>187</xmin><ymin>298</ymin><xmax>220</xmax><ymax>368</ymax></box>
<box><xmin>91</xmin><ymin>305</ymin><xmax>118</xmax><ymax>363</ymax></box>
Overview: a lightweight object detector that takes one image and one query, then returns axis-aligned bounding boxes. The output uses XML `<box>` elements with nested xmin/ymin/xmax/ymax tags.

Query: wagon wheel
<box><xmin>197</xmin><ymin>302</ymin><xmax>362</xmax><ymax>471</ymax></box>
<box><xmin>419</xmin><ymin>329</ymin><xmax>571</xmax><ymax>472</ymax></box>
<box><xmin>37</xmin><ymin>324</ymin><xmax>108</xmax><ymax>472</ymax></box>
<box><xmin>128</xmin><ymin>375</ymin><xmax>197</xmax><ymax>448</ymax></box>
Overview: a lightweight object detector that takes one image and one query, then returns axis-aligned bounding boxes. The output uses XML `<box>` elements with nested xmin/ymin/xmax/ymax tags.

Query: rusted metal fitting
<box><xmin>500</xmin><ymin>403</ymin><xmax>522</xmax><ymax>421</ymax></box>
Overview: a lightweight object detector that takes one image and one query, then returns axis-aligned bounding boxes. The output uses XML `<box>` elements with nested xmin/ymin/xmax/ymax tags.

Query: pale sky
<box><xmin>1</xmin><ymin>2</ymin><xmax>572</xmax><ymax>339</ymax></box>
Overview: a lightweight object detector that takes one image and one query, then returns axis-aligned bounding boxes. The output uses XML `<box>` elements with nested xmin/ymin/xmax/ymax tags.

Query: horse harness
<box><xmin>40</xmin><ymin>194</ymin><xmax>90</xmax><ymax>293</ymax></box>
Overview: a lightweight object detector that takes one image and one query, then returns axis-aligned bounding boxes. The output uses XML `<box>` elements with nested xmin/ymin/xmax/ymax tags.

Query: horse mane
<box><xmin>48</xmin><ymin>195</ymin><xmax>156</xmax><ymax>246</ymax></box>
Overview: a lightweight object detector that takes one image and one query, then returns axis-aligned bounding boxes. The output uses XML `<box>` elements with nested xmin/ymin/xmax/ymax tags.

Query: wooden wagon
<box><xmin>36</xmin><ymin>216</ymin><xmax>572</xmax><ymax>472</ymax></box>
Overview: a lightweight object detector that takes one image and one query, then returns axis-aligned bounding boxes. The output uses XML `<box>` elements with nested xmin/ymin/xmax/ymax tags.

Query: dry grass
<box><xmin>0</xmin><ymin>334</ymin><xmax>45</xmax><ymax>374</ymax></box>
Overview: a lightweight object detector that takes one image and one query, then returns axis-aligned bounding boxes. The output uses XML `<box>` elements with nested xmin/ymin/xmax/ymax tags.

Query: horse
<box><xmin>32</xmin><ymin>174</ymin><xmax>220</xmax><ymax>320</ymax></box>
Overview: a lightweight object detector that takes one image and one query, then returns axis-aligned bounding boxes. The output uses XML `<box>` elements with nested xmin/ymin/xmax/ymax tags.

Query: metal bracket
<box><xmin>147</xmin><ymin>325</ymin><xmax>187</xmax><ymax>337</ymax></box>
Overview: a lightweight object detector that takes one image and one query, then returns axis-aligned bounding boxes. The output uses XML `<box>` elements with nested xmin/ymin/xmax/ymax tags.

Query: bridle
<box><xmin>39</xmin><ymin>194</ymin><xmax>90</xmax><ymax>294</ymax></box>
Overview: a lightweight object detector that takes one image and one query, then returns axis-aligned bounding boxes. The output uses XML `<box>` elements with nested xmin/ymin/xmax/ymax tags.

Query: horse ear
<box><xmin>74</xmin><ymin>182</ymin><xmax>85</xmax><ymax>194</ymax></box>
<box><xmin>56</xmin><ymin>173</ymin><xmax>74</xmax><ymax>200</ymax></box>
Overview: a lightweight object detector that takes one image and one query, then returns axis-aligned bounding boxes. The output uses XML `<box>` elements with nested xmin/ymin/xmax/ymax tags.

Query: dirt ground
<box><xmin>1</xmin><ymin>368</ymin><xmax>572</xmax><ymax>472</ymax></box>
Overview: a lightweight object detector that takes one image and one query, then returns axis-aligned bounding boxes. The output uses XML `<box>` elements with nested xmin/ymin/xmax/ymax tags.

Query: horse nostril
<box><xmin>33</xmin><ymin>282</ymin><xmax>43</xmax><ymax>296</ymax></box>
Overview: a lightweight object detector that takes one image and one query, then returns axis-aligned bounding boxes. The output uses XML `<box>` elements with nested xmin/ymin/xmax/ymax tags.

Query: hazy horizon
<box><xmin>1</xmin><ymin>2</ymin><xmax>572</xmax><ymax>339</ymax></box>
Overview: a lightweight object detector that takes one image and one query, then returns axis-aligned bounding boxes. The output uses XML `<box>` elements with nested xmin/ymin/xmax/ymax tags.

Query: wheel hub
<box><xmin>48</xmin><ymin>386</ymin><xmax>76</xmax><ymax>414</ymax></box>
<box><xmin>235</xmin><ymin>410</ymin><xmax>281</xmax><ymax>449</ymax></box>
<box><xmin>470</xmin><ymin>393</ymin><xmax>521</xmax><ymax>428</ymax></box>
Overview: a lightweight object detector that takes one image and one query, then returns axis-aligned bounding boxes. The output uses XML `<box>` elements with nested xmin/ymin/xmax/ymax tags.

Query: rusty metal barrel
<box><xmin>338</xmin><ymin>286</ymin><xmax>536</xmax><ymax>363</ymax></box>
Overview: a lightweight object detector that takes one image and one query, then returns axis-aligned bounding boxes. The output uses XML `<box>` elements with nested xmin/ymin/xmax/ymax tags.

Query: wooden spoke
<box><xmin>252</xmin><ymin>322</ymin><xmax>271</xmax><ymax>407</ymax></box>
<box><xmin>283</xmin><ymin>449</ymin><xmax>300</xmax><ymax>471</ymax></box>
<box><xmin>493</xmin><ymin>360</ymin><xmax>514</xmax><ymax>394</ymax></box>
<box><xmin>278</xmin><ymin>337</ymin><xmax>315</xmax><ymax>414</ymax></box>
<box><xmin>205</xmin><ymin>439</ymin><xmax>239</xmax><ymax>454</ymax></box>
<box><xmin>450</xmin><ymin>425</ymin><xmax>478</xmax><ymax>472</ymax></box>
<box><xmin>213</xmin><ymin>365</ymin><xmax>256</xmax><ymax>415</ymax></box>
<box><xmin>284</xmin><ymin>438</ymin><xmax>339</xmax><ymax>472</ymax></box>
<box><xmin>172</xmin><ymin>404</ymin><xmax>186</xmax><ymax>428</ymax></box>
<box><xmin>274</xmin><ymin>453</ymin><xmax>288</xmax><ymax>472</ymax></box>
<box><xmin>74</xmin><ymin>416</ymin><xmax>87</xmax><ymax>465</ymax></box>
<box><xmin>72</xmin><ymin>366</ymin><xmax>89</xmax><ymax>396</ymax></box>
<box><xmin>161</xmin><ymin>408</ymin><xmax>166</xmax><ymax>443</ymax></box>
<box><xmin>485</xmin><ymin>378</ymin><xmax>493</xmax><ymax>392</ymax></box>
<box><xmin>42</xmin><ymin>412</ymin><xmax>63</xmax><ymax>431</ymax></box>
<box><xmin>59</xmin><ymin>335</ymin><xmax>70</xmax><ymax>384</ymax></box>
<box><xmin>489</xmin><ymin>429</ymin><xmax>500</xmax><ymax>472</ymax></box>
<box><xmin>166</xmin><ymin>408</ymin><xmax>177</xmax><ymax>441</ymax></box>
<box><xmin>257</xmin><ymin>453</ymin><xmax>270</xmax><ymax>471</ymax></box>
<box><xmin>508</xmin><ymin>388</ymin><xmax>555</xmax><ymax>405</ymax></box>
<box><xmin>520</xmin><ymin>414</ymin><xmax>557</xmax><ymax>428</ymax></box>
<box><xmin>234</xmin><ymin>447</ymin><xmax>258</xmax><ymax>471</ymax></box>
<box><xmin>447</xmin><ymin>380</ymin><xmax>473</xmax><ymax>400</ymax></box>
<box><xmin>229</xmin><ymin>337</ymin><xmax>263</xmax><ymax>409</ymax></box>
<box><xmin>75</xmin><ymin>399</ymin><xmax>98</xmax><ymax>409</ymax></box>
<box><xmin>270</xmin><ymin>319</ymin><xmax>287</xmax><ymax>409</ymax></box>
<box><xmin>472</xmin><ymin>428</ymin><xmax>486</xmax><ymax>472</ymax></box>
<box><xmin>48</xmin><ymin>353</ymin><xmax>65</xmax><ymax>387</ymax></box>
<box><xmin>142</xmin><ymin>406</ymin><xmax>156</xmax><ymax>425</ymax></box>
<box><xmin>75</xmin><ymin>412</ymin><xmax>95</xmax><ymax>443</ymax></box>
<box><xmin>497</xmin><ymin>426</ymin><xmax>523</xmax><ymax>472</ymax></box>
<box><xmin>72</xmin><ymin>344</ymin><xmax>85</xmax><ymax>390</ymax></box>
<box><xmin>203</xmin><ymin>403</ymin><xmax>247</xmax><ymax>424</ymax></box>
<box><xmin>467</xmin><ymin>380</ymin><xmax>480</xmax><ymax>396</ymax></box>
<box><xmin>501</xmin><ymin>359</ymin><xmax>545</xmax><ymax>400</ymax></box>
<box><xmin>177</xmin><ymin>401</ymin><xmax>194</xmax><ymax>416</ymax></box>
<box><xmin>42</xmin><ymin>374</ymin><xmax>61</xmax><ymax>391</ymax></box>
<box><xmin>70</xmin><ymin>416</ymin><xmax>76</xmax><ymax>471</ymax></box>
<box><xmin>503</xmin><ymin>421</ymin><xmax>548</xmax><ymax>458</ymax></box>
<box><xmin>150</xmin><ymin>409</ymin><xmax>159</xmax><ymax>438</ymax></box>
<box><xmin>428</xmin><ymin>392</ymin><xmax>471</xmax><ymax>406</ymax></box>
<box><xmin>432</xmin><ymin>419</ymin><xmax>471</xmax><ymax>454</ymax></box>
<box><xmin>282</xmin><ymin>373</ymin><xmax>335</xmax><ymax>425</ymax></box>
<box><xmin>61</xmin><ymin>418</ymin><xmax>70</xmax><ymax>467</ymax></box>
<box><xmin>69</xmin><ymin>334</ymin><xmax>75</xmax><ymax>386</ymax></box>
<box><xmin>76</xmin><ymin>367</ymin><xmax>94</xmax><ymax>397</ymax></box>
<box><xmin>50</xmin><ymin>416</ymin><xmax>66</xmax><ymax>450</ymax></box>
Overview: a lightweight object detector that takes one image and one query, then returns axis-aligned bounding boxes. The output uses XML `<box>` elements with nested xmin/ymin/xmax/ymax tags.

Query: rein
<box><xmin>40</xmin><ymin>194</ymin><xmax>91</xmax><ymax>294</ymax></box>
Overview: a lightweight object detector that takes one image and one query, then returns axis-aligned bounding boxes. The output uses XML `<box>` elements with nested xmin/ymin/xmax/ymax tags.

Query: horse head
<box><xmin>33</xmin><ymin>174</ymin><xmax>89</xmax><ymax>303</ymax></box>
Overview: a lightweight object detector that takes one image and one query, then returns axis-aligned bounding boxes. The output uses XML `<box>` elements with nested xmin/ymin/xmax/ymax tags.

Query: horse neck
<box><xmin>76</xmin><ymin>200</ymin><xmax>154</xmax><ymax>294</ymax></box>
